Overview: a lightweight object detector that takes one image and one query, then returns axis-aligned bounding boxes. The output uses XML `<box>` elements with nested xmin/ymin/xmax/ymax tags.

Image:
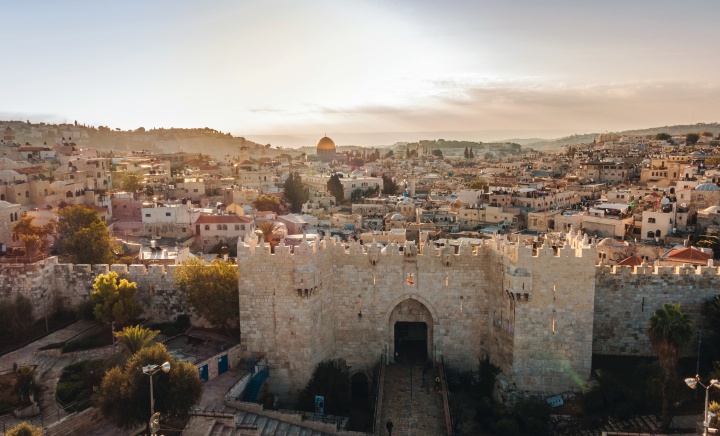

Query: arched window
<box><xmin>655</xmin><ymin>230</ymin><xmax>661</xmax><ymax>237</ymax></box>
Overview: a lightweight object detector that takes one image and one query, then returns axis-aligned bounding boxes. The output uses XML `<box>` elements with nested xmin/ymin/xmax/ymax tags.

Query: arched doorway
<box><xmin>389</xmin><ymin>298</ymin><xmax>434</xmax><ymax>364</ymax></box>
<box><xmin>348</xmin><ymin>372</ymin><xmax>372</xmax><ymax>431</ymax></box>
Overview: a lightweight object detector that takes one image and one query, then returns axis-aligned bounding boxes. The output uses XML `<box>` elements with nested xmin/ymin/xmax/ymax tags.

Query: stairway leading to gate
<box><xmin>379</xmin><ymin>363</ymin><xmax>446</xmax><ymax>436</ymax></box>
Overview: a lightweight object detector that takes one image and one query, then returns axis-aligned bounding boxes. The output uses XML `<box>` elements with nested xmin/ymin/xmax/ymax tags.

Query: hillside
<box><xmin>526</xmin><ymin>122</ymin><xmax>720</xmax><ymax>150</ymax></box>
<box><xmin>0</xmin><ymin>121</ymin><xmax>266</xmax><ymax>158</ymax></box>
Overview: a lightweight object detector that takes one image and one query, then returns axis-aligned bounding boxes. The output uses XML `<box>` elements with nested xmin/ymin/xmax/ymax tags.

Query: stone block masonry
<box><xmin>2</xmin><ymin>230</ymin><xmax>715</xmax><ymax>404</ymax></box>
<box><xmin>594</xmin><ymin>263</ymin><xmax>720</xmax><ymax>356</ymax></box>
<box><xmin>238</xmin><ymin>231</ymin><xmax>597</xmax><ymax>401</ymax></box>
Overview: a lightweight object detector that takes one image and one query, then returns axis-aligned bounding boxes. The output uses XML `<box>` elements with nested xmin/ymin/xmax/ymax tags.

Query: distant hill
<box><xmin>0</xmin><ymin>121</ymin><xmax>266</xmax><ymax>158</ymax></box>
<box><xmin>526</xmin><ymin>123</ymin><xmax>720</xmax><ymax>150</ymax></box>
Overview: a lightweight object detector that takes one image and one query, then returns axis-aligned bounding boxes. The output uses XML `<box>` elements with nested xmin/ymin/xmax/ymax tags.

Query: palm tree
<box><xmin>114</xmin><ymin>325</ymin><xmax>160</xmax><ymax>355</ymax></box>
<box><xmin>647</xmin><ymin>303</ymin><xmax>694</xmax><ymax>431</ymax></box>
<box><xmin>257</xmin><ymin>221</ymin><xmax>280</xmax><ymax>246</ymax></box>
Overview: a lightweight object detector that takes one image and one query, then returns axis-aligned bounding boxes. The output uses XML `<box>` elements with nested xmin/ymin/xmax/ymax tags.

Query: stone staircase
<box><xmin>189</xmin><ymin>405</ymin><xmax>337</xmax><ymax>436</ymax></box>
<box><xmin>379</xmin><ymin>363</ymin><xmax>446</xmax><ymax>436</ymax></box>
<box><xmin>572</xmin><ymin>414</ymin><xmax>659</xmax><ymax>435</ymax></box>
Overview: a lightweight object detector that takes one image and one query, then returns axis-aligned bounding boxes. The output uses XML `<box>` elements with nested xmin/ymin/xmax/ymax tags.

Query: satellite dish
<box><xmin>661</xmin><ymin>197</ymin><xmax>670</xmax><ymax>205</ymax></box>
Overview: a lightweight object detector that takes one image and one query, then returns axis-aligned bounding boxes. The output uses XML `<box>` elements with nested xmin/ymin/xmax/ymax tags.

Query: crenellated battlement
<box><xmin>597</xmin><ymin>263</ymin><xmax>720</xmax><ymax>277</ymax></box>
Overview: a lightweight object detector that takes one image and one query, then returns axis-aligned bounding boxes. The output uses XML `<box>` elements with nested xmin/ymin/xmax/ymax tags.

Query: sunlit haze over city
<box><xmin>2</xmin><ymin>0</ymin><xmax>719</xmax><ymax>144</ymax></box>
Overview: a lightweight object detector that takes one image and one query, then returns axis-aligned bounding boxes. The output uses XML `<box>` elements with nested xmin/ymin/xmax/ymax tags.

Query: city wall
<box><xmin>0</xmin><ymin>258</ymin><xmax>192</xmax><ymax>326</ymax></box>
<box><xmin>238</xmin><ymin>232</ymin><xmax>597</xmax><ymax>399</ymax></box>
<box><xmin>594</xmin><ymin>263</ymin><xmax>720</xmax><ymax>356</ymax></box>
<box><xmin>2</xmin><ymin>231</ymin><xmax>719</xmax><ymax>402</ymax></box>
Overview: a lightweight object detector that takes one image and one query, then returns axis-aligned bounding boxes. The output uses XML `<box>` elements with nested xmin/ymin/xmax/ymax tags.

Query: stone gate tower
<box><xmin>238</xmin><ymin>231</ymin><xmax>596</xmax><ymax>400</ymax></box>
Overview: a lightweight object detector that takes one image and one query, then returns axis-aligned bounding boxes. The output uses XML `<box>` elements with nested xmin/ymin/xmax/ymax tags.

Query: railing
<box><xmin>439</xmin><ymin>356</ymin><xmax>454</xmax><ymax>436</ymax></box>
<box><xmin>372</xmin><ymin>352</ymin><xmax>386</xmax><ymax>434</ymax></box>
<box><xmin>0</xmin><ymin>397</ymin><xmax>94</xmax><ymax>432</ymax></box>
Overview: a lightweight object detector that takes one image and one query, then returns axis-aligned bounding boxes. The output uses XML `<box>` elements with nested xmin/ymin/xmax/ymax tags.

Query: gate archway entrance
<box><xmin>389</xmin><ymin>298</ymin><xmax>434</xmax><ymax>364</ymax></box>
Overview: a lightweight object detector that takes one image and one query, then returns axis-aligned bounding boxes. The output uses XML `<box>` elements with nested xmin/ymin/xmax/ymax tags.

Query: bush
<box><xmin>148</xmin><ymin>314</ymin><xmax>192</xmax><ymax>337</ymax></box>
<box><xmin>6</xmin><ymin>422</ymin><xmax>43</xmax><ymax>436</ymax></box>
<box><xmin>583</xmin><ymin>389</ymin><xmax>606</xmax><ymax>414</ymax></box>
<box><xmin>62</xmin><ymin>334</ymin><xmax>110</xmax><ymax>353</ymax></box>
<box><xmin>515</xmin><ymin>398</ymin><xmax>551</xmax><ymax>433</ymax></box>
<box><xmin>56</xmin><ymin>360</ymin><xmax>105</xmax><ymax>408</ymax></box>
<box><xmin>491</xmin><ymin>417</ymin><xmax>520</xmax><ymax>435</ymax></box>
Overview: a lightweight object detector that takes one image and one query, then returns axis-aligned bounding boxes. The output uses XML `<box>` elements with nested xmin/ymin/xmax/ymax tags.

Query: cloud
<box><xmin>275</xmin><ymin>79</ymin><xmax>720</xmax><ymax>133</ymax></box>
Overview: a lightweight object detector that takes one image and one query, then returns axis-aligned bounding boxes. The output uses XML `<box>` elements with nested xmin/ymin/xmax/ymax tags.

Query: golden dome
<box><xmin>316</xmin><ymin>136</ymin><xmax>336</xmax><ymax>151</ymax></box>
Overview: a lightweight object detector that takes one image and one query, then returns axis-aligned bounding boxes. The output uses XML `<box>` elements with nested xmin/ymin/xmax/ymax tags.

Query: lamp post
<box><xmin>142</xmin><ymin>362</ymin><xmax>170</xmax><ymax>435</ymax></box>
<box><xmin>685</xmin><ymin>375</ymin><xmax>720</xmax><ymax>436</ymax></box>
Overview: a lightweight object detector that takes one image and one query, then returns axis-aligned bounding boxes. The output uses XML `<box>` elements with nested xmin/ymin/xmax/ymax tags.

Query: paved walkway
<box><xmin>380</xmin><ymin>363</ymin><xmax>446</xmax><ymax>436</ymax></box>
<box><xmin>0</xmin><ymin>320</ymin><xmax>110</xmax><ymax>432</ymax></box>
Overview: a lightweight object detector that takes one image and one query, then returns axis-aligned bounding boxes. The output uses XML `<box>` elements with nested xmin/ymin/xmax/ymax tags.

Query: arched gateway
<box><xmin>388</xmin><ymin>298</ymin><xmax>435</xmax><ymax>364</ymax></box>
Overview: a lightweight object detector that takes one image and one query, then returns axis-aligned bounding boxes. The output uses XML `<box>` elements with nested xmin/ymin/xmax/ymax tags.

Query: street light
<box><xmin>142</xmin><ymin>362</ymin><xmax>171</xmax><ymax>435</ymax></box>
<box><xmin>685</xmin><ymin>375</ymin><xmax>720</xmax><ymax>436</ymax></box>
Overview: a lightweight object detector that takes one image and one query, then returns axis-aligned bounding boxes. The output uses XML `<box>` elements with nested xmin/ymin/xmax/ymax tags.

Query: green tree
<box><xmin>701</xmin><ymin>131</ymin><xmax>714</xmax><ymax>137</ymax></box>
<box><xmin>173</xmin><ymin>258</ymin><xmax>239</xmax><ymax>332</ymax></box>
<box><xmin>686</xmin><ymin>133</ymin><xmax>700</xmax><ymax>145</ymax></box>
<box><xmin>350</xmin><ymin>188</ymin><xmax>364</xmax><ymax>203</ymax></box>
<box><xmin>121</xmin><ymin>171</ymin><xmax>143</xmax><ymax>193</ymax></box>
<box><xmin>469</xmin><ymin>148</ymin><xmax>475</xmax><ymax>158</ymax></box>
<box><xmin>381</xmin><ymin>175</ymin><xmax>398</xmax><ymax>195</ymax></box>
<box><xmin>90</xmin><ymin>272</ymin><xmax>143</xmax><ymax>326</ymax></box>
<box><xmin>468</xmin><ymin>179</ymin><xmax>489</xmax><ymax>192</ymax></box>
<box><xmin>705</xmin><ymin>157</ymin><xmax>720</xmax><ymax>166</ymax></box>
<box><xmin>383</xmin><ymin>150</ymin><xmax>394</xmax><ymax>159</ymax></box>
<box><xmin>12</xmin><ymin>215</ymin><xmax>54</xmax><ymax>258</ymax></box>
<box><xmin>95</xmin><ymin>343</ymin><xmax>203</xmax><ymax>429</ymax></box>
<box><xmin>115</xmin><ymin>325</ymin><xmax>160</xmax><ymax>355</ymax></box>
<box><xmin>464</xmin><ymin>147</ymin><xmax>469</xmax><ymax>159</ymax></box>
<box><xmin>14</xmin><ymin>366</ymin><xmax>36</xmax><ymax>405</ymax></box>
<box><xmin>56</xmin><ymin>205</ymin><xmax>116</xmax><ymax>264</ymax></box>
<box><xmin>283</xmin><ymin>171</ymin><xmax>309</xmax><ymax>213</ymax></box>
<box><xmin>6</xmin><ymin>422</ymin><xmax>43</xmax><ymax>436</ymax></box>
<box><xmin>327</xmin><ymin>174</ymin><xmax>344</xmax><ymax>204</ymax></box>
<box><xmin>647</xmin><ymin>303</ymin><xmax>694</xmax><ymax>431</ymax></box>
<box><xmin>296</xmin><ymin>358</ymin><xmax>350</xmax><ymax>415</ymax></box>
<box><xmin>253</xmin><ymin>195</ymin><xmax>282</xmax><ymax>214</ymax></box>
<box><xmin>431</xmin><ymin>149</ymin><xmax>443</xmax><ymax>158</ymax></box>
<box><xmin>654</xmin><ymin>133</ymin><xmax>672</xmax><ymax>141</ymax></box>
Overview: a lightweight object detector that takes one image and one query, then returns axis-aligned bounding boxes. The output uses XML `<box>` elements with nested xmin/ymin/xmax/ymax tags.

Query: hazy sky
<box><xmin>1</xmin><ymin>0</ymin><xmax>719</xmax><ymax>138</ymax></box>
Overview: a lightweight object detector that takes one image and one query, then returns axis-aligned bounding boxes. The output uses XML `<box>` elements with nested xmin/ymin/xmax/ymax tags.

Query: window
<box><xmin>223</xmin><ymin>225</ymin><xmax>228</xmax><ymax>230</ymax></box>
<box><xmin>165</xmin><ymin>212</ymin><xmax>171</xmax><ymax>217</ymax></box>
<box><xmin>647</xmin><ymin>231</ymin><xmax>655</xmax><ymax>238</ymax></box>
<box><xmin>240</xmin><ymin>224</ymin><xmax>245</xmax><ymax>230</ymax></box>
<box><xmin>145</xmin><ymin>214</ymin><xmax>151</xmax><ymax>217</ymax></box>
<box><xmin>648</xmin><ymin>218</ymin><xmax>656</xmax><ymax>223</ymax></box>
<box><xmin>217</xmin><ymin>225</ymin><xmax>222</xmax><ymax>230</ymax></box>
<box><xmin>193</xmin><ymin>189</ymin><xmax>199</xmax><ymax>193</ymax></box>
<box><xmin>205</xmin><ymin>225</ymin><xmax>210</xmax><ymax>231</ymax></box>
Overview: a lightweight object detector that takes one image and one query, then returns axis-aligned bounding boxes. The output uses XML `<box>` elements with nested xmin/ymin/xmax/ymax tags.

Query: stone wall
<box><xmin>594</xmin><ymin>263</ymin><xmax>719</xmax><ymax>356</ymax></box>
<box><xmin>238</xmin><ymin>232</ymin><xmax>597</xmax><ymax>400</ymax></box>
<box><xmin>0</xmin><ymin>258</ymin><xmax>196</xmax><ymax>326</ymax></box>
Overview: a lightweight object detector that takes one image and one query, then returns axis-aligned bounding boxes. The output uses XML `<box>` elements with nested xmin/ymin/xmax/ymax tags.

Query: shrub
<box><xmin>61</xmin><ymin>334</ymin><xmax>109</xmax><ymax>353</ymax></box>
<box><xmin>6</xmin><ymin>422</ymin><xmax>43</xmax><ymax>436</ymax></box>
<box><xmin>583</xmin><ymin>389</ymin><xmax>606</xmax><ymax>413</ymax></box>
<box><xmin>491</xmin><ymin>417</ymin><xmax>520</xmax><ymax>435</ymax></box>
<box><xmin>515</xmin><ymin>398</ymin><xmax>551</xmax><ymax>433</ymax></box>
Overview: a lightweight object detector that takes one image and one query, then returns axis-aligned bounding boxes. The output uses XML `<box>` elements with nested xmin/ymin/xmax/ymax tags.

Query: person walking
<box><xmin>386</xmin><ymin>419</ymin><xmax>394</xmax><ymax>436</ymax></box>
<box><xmin>435</xmin><ymin>375</ymin><xmax>440</xmax><ymax>391</ymax></box>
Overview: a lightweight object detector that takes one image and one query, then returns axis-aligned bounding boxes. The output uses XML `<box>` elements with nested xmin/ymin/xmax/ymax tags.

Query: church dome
<box><xmin>316</xmin><ymin>136</ymin><xmax>336</xmax><ymax>152</ymax></box>
<box><xmin>695</xmin><ymin>183</ymin><xmax>720</xmax><ymax>191</ymax></box>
